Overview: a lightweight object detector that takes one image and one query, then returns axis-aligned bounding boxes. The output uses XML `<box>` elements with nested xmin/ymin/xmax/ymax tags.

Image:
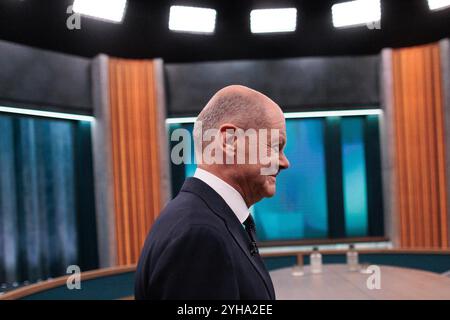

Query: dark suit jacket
<box><xmin>134</xmin><ymin>177</ymin><xmax>276</xmax><ymax>300</ymax></box>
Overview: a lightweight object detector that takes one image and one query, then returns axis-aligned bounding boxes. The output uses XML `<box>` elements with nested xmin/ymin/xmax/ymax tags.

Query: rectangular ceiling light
<box><xmin>428</xmin><ymin>0</ymin><xmax>450</xmax><ymax>10</ymax></box>
<box><xmin>73</xmin><ymin>0</ymin><xmax>127</xmax><ymax>23</ymax></box>
<box><xmin>169</xmin><ymin>6</ymin><xmax>217</xmax><ymax>34</ymax></box>
<box><xmin>332</xmin><ymin>0</ymin><xmax>381</xmax><ymax>28</ymax></box>
<box><xmin>250</xmin><ymin>8</ymin><xmax>297</xmax><ymax>33</ymax></box>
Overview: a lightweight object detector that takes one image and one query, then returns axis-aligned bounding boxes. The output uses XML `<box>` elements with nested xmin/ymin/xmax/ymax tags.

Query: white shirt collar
<box><xmin>193</xmin><ymin>168</ymin><xmax>249</xmax><ymax>223</ymax></box>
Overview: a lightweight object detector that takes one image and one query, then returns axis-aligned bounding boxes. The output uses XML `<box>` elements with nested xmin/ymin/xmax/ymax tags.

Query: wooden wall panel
<box><xmin>392</xmin><ymin>43</ymin><xmax>449</xmax><ymax>249</ymax></box>
<box><xmin>108</xmin><ymin>59</ymin><xmax>162</xmax><ymax>265</ymax></box>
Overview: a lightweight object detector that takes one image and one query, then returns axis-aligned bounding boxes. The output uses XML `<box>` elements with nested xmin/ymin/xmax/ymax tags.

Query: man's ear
<box><xmin>219</xmin><ymin>124</ymin><xmax>238</xmax><ymax>159</ymax></box>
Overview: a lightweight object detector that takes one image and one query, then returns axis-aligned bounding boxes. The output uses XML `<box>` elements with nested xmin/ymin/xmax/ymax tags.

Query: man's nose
<box><xmin>279</xmin><ymin>154</ymin><xmax>290</xmax><ymax>170</ymax></box>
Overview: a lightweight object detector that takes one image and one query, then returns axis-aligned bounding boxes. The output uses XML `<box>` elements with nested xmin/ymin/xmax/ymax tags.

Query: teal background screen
<box><xmin>168</xmin><ymin>114</ymin><xmax>384</xmax><ymax>242</ymax></box>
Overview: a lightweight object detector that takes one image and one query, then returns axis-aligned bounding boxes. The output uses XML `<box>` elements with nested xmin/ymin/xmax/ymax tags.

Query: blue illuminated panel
<box><xmin>252</xmin><ymin>119</ymin><xmax>328</xmax><ymax>241</ymax></box>
<box><xmin>341</xmin><ymin>117</ymin><xmax>368</xmax><ymax>237</ymax></box>
<box><xmin>168</xmin><ymin>114</ymin><xmax>381</xmax><ymax>242</ymax></box>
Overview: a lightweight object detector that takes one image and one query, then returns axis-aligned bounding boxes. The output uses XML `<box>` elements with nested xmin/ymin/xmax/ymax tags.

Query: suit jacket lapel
<box><xmin>225</xmin><ymin>218</ymin><xmax>276</xmax><ymax>299</ymax></box>
<box><xmin>180</xmin><ymin>177</ymin><xmax>275</xmax><ymax>299</ymax></box>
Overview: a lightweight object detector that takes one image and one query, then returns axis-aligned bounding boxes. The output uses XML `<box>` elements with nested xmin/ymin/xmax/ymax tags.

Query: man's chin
<box><xmin>263</xmin><ymin>186</ymin><xmax>276</xmax><ymax>198</ymax></box>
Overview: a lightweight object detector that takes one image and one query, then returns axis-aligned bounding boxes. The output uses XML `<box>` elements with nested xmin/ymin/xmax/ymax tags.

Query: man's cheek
<box><xmin>260</xmin><ymin>155</ymin><xmax>279</xmax><ymax>175</ymax></box>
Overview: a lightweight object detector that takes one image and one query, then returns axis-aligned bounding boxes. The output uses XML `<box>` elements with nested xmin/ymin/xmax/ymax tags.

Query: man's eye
<box><xmin>270</xmin><ymin>144</ymin><xmax>280</xmax><ymax>150</ymax></box>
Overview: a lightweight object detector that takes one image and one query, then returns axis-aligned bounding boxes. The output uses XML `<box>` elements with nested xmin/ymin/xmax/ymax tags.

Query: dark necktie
<box><xmin>243</xmin><ymin>214</ymin><xmax>259</xmax><ymax>256</ymax></box>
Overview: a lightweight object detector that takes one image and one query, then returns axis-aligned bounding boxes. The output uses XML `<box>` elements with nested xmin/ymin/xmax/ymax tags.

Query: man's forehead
<box><xmin>269</xmin><ymin>129</ymin><xmax>286</xmax><ymax>141</ymax></box>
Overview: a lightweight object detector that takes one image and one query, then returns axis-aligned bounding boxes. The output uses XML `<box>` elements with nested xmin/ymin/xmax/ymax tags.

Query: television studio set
<box><xmin>0</xmin><ymin>0</ymin><xmax>449</xmax><ymax>308</ymax></box>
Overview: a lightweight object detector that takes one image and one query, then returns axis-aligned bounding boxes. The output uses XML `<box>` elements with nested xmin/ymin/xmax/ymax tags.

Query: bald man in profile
<box><xmin>135</xmin><ymin>85</ymin><xmax>290</xmax><ymax>300</ymax></box>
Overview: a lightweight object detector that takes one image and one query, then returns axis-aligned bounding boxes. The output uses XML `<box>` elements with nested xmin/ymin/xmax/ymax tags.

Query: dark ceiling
<box><xmin>1</xmin><ymin>0</ymin><xmax>450</xmax><ymax>63</ymax></box>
